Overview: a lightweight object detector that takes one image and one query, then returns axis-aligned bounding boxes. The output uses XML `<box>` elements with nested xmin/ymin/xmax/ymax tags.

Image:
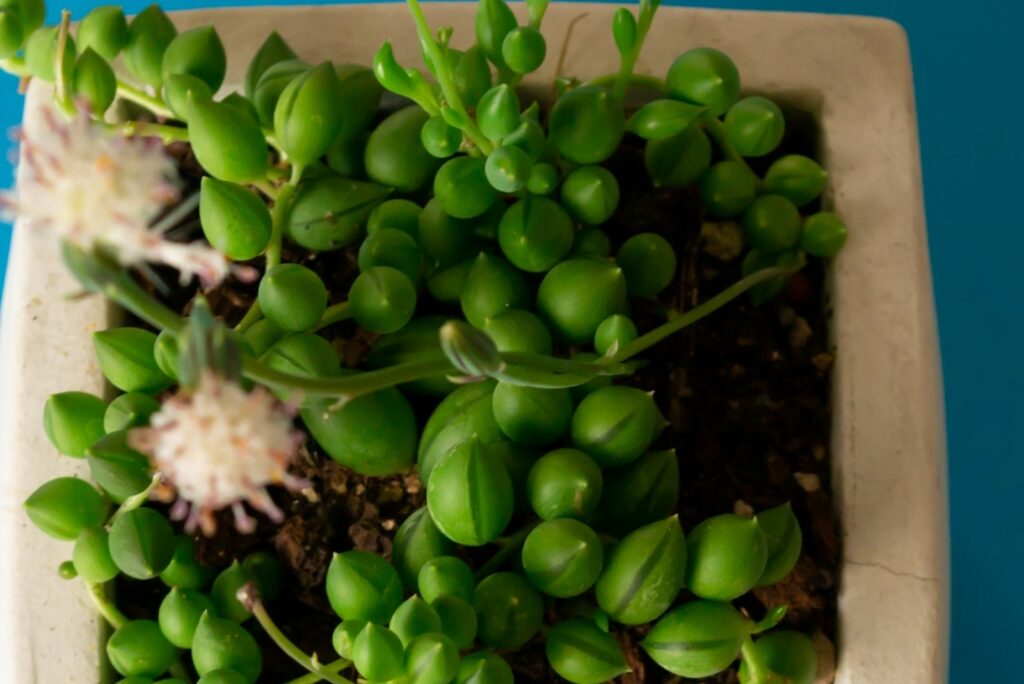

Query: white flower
<box><xmin>1</xmin><ymin>105</ymin><xmax>230</xmax><ymax>288</ymax></box>
<box><xmin>131</xmin><ymin>373</ymin><xmax>306</xmax><ymax>536</ymax></box>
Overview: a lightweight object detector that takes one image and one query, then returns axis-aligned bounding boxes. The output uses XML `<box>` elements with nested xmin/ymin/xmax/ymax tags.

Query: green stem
<box><xmin>250</xmin><ymin>601</ymin><xmax>354</xmax><ymax>684</ymax></box>
<box><xmin>86</xmin><ymin>582</ymin><xmax>127</xmax><ymax>629</ymax></box>
<box><xmin>253</xmin><ymin>179</ymin><xmax>280</xmax><ymax>200</ymax></box>
<box><xmin>612</xmin><ymin>266</ymin><xmax>799</xmax><ymax>363</ymax></box>
<box><xmin>103</xmin><ymin>271</ymin><xmax>187</xmax><ymax>334</ymax></box>
<box><xmin>54</xmin><ymin>11</ymin><xmax>72</xmax><ymax>111</ymax></box>
<box><xmin>233</xmin><ymin>301</ymin><xmax>264</xmax><ymax>334</ymax></box>
<box><xmin>315</xmin><ymin>301</ymin><xmax>352</xmax><ymax>331</ymax></box>
<box><xmin>740</xmin><ymin>636</ymin><xmax>771</xmax><ymax>681</ymax></box>
<box><xmin>115</xmin><ymin>81</ymin><xmax>176</xmax><ymax>120</ymax></box>
<box><xmin>475</xmin><ymin>522</ymin><xmax>540</xmax><ymax>580</ymax></box>
<box><xmin>702</xmin><ymin>115</ymin><xmax>748</xmax><ymax>166</ymax></box>
<box><xmin>405</xmin><ymin>0</ymin><xmax>494</xmax><ymax>154</ymax></box>
<box><xmin>244</xmin><ymin>355</ymin><xmax>454</xmax><ymax>400</ymax></box>
<box><xmin>612</xmin><ymin>0</ymin><xmax>658</xmax><ymax>101</ymax></box>
<box><xmin>285</xmin><ymin>659</ymin><xmax>352</xmax><ymax>684</ymax></box>
<box><xmin>0</xmin><ymin>56</ymin><xmax>29</xmax><ymax>78</ymax></box>
<box><xmin>265</xmin><ymin>182</ymin><xmax>297</xmax><ymax>271</ymax></box>
<box><xmin>108</xmin><ymin>474</ymin><xmax>162</xmax><ymax>526</ymax></box>
<box><xmin>121</xmin><ymin>120</ymin><xmax>190</xmax><ymax>143</ymax></box>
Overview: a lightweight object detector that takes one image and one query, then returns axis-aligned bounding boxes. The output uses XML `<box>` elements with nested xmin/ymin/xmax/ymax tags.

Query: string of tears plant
<box><xmin>7</xmin><ymin>0</ymin><xmax>848</xmax><ymax>682</ymax></box>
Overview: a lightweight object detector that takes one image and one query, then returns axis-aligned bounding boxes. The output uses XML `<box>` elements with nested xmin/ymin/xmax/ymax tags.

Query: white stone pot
<box><xmin>0</xmin><ymin>4</ymin><xmax>948</xmax><ymax>683</ymax></box>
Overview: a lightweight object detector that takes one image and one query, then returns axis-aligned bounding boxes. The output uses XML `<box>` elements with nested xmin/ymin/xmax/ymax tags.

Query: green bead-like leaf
<box><xmin>260</xmin><ymin>332</ymin><xmax>339</xmax><ymax>405</ymax></box>
<box><xmin>405</xmin><ymin>633</ymin><xmax>461</xmax><ymax>684</ymax></box>
<box><xmin>627</xmin><ymin>99</ymin><xmax>706</xmax><ymax>140</ymax></box>
<box><xmin>125</xmin><ymin>5</ymin><xmax>177</xmax><ymax>88</ymax></box>
<box><xmin>461</xmin><ymin>252</ymin><xmax>531</xmax><ymax>328</ymax></box>
<box><xmin>475</xmin><ymin>0</ymin><xmax>517</xmax><ymax>71</ymax></box>
<box><xmin>801</xmin><ymin>211</ymin><xmax>848</xmax><ymax>258</ymax></box>
<box><xmin>163</xmin><ymin>73</ymin><xmax>212</xmax><ymax>121</ymax></box>
<box><xmin>571</xmin><ymin>385</ymin><xmax>664</xmax><ymax>468</ymax></box>
<box><xmin>560</xmin><ymin>166</ymin><xmax>620</xmax><ymax>226</ymax></box>
<box><xmin>596</xmin><ymin>449</ymin><xmax>679</xmax><ymax>536</ymax></box>
<box><xmin>365</xmin><ymin>106</ymin><xmax>441</xmax><ymax>193</ymax></box>
<box><xmin>618</xmin><ymin>232</ymin><xmax>678</xmax><ymax>297</ymax></box>
<box><xmin>485</xmin><ymin>144</ymin><xmax>531</xmax><ymax>193</ymax></box>
<box><xmin>331</xmin><ymin>619</ymin><xmax>367</xmax><ymax>660</ymax></box>
<box><xmin>191</xmin><ymin>612</ymin><xmax>262</xmax><ymax>681</ymax></box>
<box><xmin>109</xmin><ymin>507</ymin><xmax>176</xmax><ymax>580</ymax></box>
<box><xmin>24</xmin><ymin>477</ymin><xmax>107</xmax><ymax>540</ymax></box>
<box><xmin>333</xmin><ymin>63</ymin><xmax>383</xmax><ymax>142</ymax></box>
<box><xmin>642</xmin><ymin>600</ymin><xmax>752</xmax><ymax>677</ymax></box>
<box><xmin>454</xmin><ymin>44</ymin><xmax>492</xmax><ymax>107</ymax></box>
<box><xmin>473</xmin><ymin>572</ymin><xmax>544</xmax><ymax>649</ymax></box>
<box><xmin>700</xmin><ymin>160</ymin><xmax>759</xmax><ymax>218</ymax></box>
<box><xmin>257</xmin><ymin>264</ymin><xmax>327</xmax><ymax>332</ymax></box>
<box><xmin>432</xmin><ymin>594</ymin><xmax>478</xmax><ymax>649</ymax></box>
<box><xmin>421</xmin><ymin>115</ymin><xmax>463</xmax><ymax>159</ymax></box>
<box><xmin>763</xmin><ymin>154</ymin><xmax>828</xmax><ymax>207</ymax></box>
<box><xmin>107</xmin><ymin>620</ymin><xmax>177</xmax><ymax>678</ymax></box>
<box><xmin>104</xmin><ymin>393</ymin><xmax>160</xmax><ymax>432</ymax></box>
<box><xmin>742</xmin><ymin>248</ymin><xmax>799</xmax><ymax>305</ymax></box>
<box><xmin>93</xmin><ymin>328</ymin><xmax>171</xmax><ymax>394</ymax></box>
<box><xmin>483</xmin><ymin>309</ymin><xmax>552</xmax><ymax>355</ymax></box>
<box><xmin>302</xmin><ymin>386</ymin><xmax>417</xmax><ymax>475</ymax></box>
<box><xmin>645</xmin><ymin>125</ymin><xmax>711</xmax><ymax>188</ymax></box>
<box><xmin>72</xmin><ymin>47</ymin><xmax>116</xmax><ymax>114</ymax></box>
<box><xmin>325</xmin><ymin>551</ymin><xmax>404</xmax><ymax>623</ymax></box>
<box><xmin>738</xmin><ymin>631</ymin><xmax>818</xmax><ymax>684</ymax></box>
<box><xmin>428</xmin><ymin>439</ymin><xmax>513</xmax><ymax>546</ymax></box>
<box><xmin>571</xmin><ymin>227</ymin><xmax>612</xmax><ymax>260</ymax></box>
<box><xmin>477</xmin><ymin>84</ymin><xmax>520</xmax><ymax>141</ymax></box>
<box><xmin>595</xmin><ymin>516</ymin><xmax>687</xmax><ymax>624</ymax></box>
<box><xmin>537</xmin><ymin>259</ymin><xmax>628</xmax><ymax>344</ymax></box>
<box><xmin>594</xmin><ymin>314</ymin><xmax>637</xmax><ymax>356</ymax></box>
<box><xmin>274</xmin><ymin>62</ymin><xmax>342</xmax><ymax>167</ymax></box>
<box><xmin>389</xmin><ymin>595</ymin><xmax>442</xmax><ymax>646</ymax></box>
<box><xmin>368</xmin><ymin>198</ymin><xmax>421</xmax><ymax>238</ymax></box>
<box><xmin>502</xmin><ymin>26</ymin><xmax>546</xmax><ymax>75</ymax></box>
<box><xmin>418</xmin><ymin>198</ymin><xmax>484</xmax><ymax>271</ymax></box>
<box><xmin>253</xmin><ymin>58</ymin><xmax>308</xmax><ymax>126</ymax></box>
<box><xmin>545</xmin><ymin>619</ymin><xmax>631</xmax><ymax>684</ymax></box>
<box><xmin>353</xmin><ymin>622</ymin><xmax>405</xmax><ymax>681</ymax></box>
<box><xmin>665</xmin><ymin>47</ymin><xmax>740</xmax><ymax>117</ymax></box>
<box><xmin>724</xmin><ymin>96</ymin><xmax>785</xmax><ymax>158</ymax></box>
<box><xmin>2</xmin><ymin>0</ymin><xmax>41</xmax><ymax>35</ymax></box>
<box><xmin>498</xmin><ymin>195</ymin><xmax>574</xmax><ymax>273</ymax></box>
<box><xmin>418</xmin><ymin>555</ymin><xmax>475</xmax><ymax>603</ymax></box>
<box><xmin>188</xmin><ymin>97</ymin><xmax>268</xmax><ymax>183</ymax></box>
<box><xmin>160</xmin><ymin>535</ymin><xmax>215</xmax><ymax>589</ymax></box>
<box><xmin>502</xmin><ymin>117</ymin><xmax>546</xmax><ymax>163</ymax></box>
<box><xmin>756</xmin><ymin>503</ymin><xmax>803</xmax><ymax>586</ymax></box>
<box><xmin>393</xmin><ymin>506</ymin><xmax>455</xmax><ymax>588</ymax></box>
<box><xmin>612</xmin><ymin>8</ymin><xmax>637</xmax><ymax>57</ymax></box>
<box><xmin>210</xmin><ymin>561</ymin><xmax>254</xmax><ymax>623</ymax></box>
<box><xmin>162</xmin><ymin>26</ymin><xmax>226</xmax><ymax>91</ymax></box>
<box><xmin>159</xmin><ymin>587</ymin><xmax>216</xmax><ymax>648</ymax></box>
<box><xmin>197</xmin><ymin>177</ymin><xmax>271</xmax><ymax>260</ymax></box>
<box><xmin>527</xmin><ymin>162</ymin><xmax>559</xmax><ymax>196</ymax></box>
<box><xmin>743</xmin><ymin>194</ymin><xmax>802</xmax><ymax>254</ymax></box>
<box><xmin>194</xmin><ymin>668</ymin><xmax>248</xmax><ymax>683</ymax></box>
<box><xmin>685</xmin><ymin>513</ymin><xmax>768</xmax><ymax>600</ymax></box>
<box><xmin>523</xmin><ymin>519</ymin><xmax>604</xmax><ymax>597</ymax></box>
<box><xmin>43</xmin><ymin>391</ymin><xmax>106</xmax><ymax>457</ymax></box>
<box><xmin>417</xmin><ymin>381</ymin><xmax>504</xmax><ymax>483</ymax></box>
<box><xmin>0</xmin><ymin>9</ymin><xmax>23</xmax><ymax>60</ymax></box>
<box><xmin>549</xmin><ymin>86</ymin><xmax>625</xmax><ymax>165</ymax></box>
<box><xmin>527</xmin><ymin>448</ymin><xmax>603</xmax><ymax>520</ymax></box>
<box><xmin>457</xmin><ymin>651</ymin><xmax>514</xmax><ymax>684</ymax></box>
<box><xmin>77</xmin><ymin>6</ymin><xmax>127</xmax><ymax>60</ymax></box>
<box><xmin>492</xmin><ymin>382</ymin><xmax>573</xmax><ymax>447</ymax></box>
<box><xmin>286</xmin><ymin>175</ymin><xmax>391</xmax><ymax>252</ymax></box>
<box><xmin>73</xmin><ymin>528</ymin><xmax>119</xmax><ymax>583</ymax></box>
<box><xmin>365</xmin><ymin>316</ymin><xmax>452</xmax><ymax>397</ymax></box>
<box><xmin>358</xmin><ymin>228</ymin><xmax>423</xmax><ymax>284</ymax></box>
<box><xmin>24</xmin><ymin>25</ymin><xmax>75</xmax><ymax>83</ymax></box>
<box><xmin>244</xmin><ymin>31</ymin><xmax>297</xmax><ymax>100</ymax></box>
<box><xmin>241</xmin><ymin>551</ymin><xmax>283</xmax><ymax>602</ymax></box>
<box><xmin>347</xmin><ymin>266</ymin><xmax>418</xmax><ymax>334</ymax></box>
<box><xmin>86</xmin><ymin>430</ymin><xmax>152</xmax><ymax>502</ymax></box>
<box><xmin>434</xmin><ymin>156</ymin><xmax>498</xmax><ymax>220</ymax></box>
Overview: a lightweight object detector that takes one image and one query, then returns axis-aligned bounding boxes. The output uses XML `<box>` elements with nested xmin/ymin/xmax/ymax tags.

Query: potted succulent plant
<box><xmin>0</xmin><ymin>1</ymin><xmax>947</xmax><ymax>683</ymax></box>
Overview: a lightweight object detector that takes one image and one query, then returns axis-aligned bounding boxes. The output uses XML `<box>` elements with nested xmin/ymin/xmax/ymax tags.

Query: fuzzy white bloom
<box><xmin>131</xmin><ymin>373</ymin><xmax>306</xmax><ymax>536</ymax></box>
<box><xmin>1</xmin><ymin>105</ymin><xmax>230</xmax><ymax>288</ymax></box>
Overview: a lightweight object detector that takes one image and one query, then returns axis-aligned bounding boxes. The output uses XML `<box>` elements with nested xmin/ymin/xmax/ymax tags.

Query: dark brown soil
<box><xmin>116</xmin><ymin>105</ymin><xmax>838</xmax><ymax>683</ymax></box>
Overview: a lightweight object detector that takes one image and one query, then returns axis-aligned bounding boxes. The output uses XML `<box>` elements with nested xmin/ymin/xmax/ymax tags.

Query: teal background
<box><xmin>1</xmin><ymin>2</ymin><xmax>1019</xmax><ymax>681</ymax></box>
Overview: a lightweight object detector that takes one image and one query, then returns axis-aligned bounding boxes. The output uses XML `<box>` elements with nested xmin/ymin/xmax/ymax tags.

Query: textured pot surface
<box><xmin>0</xmin><ymin>4</ymin><xmax>947</xmax><ymax>683</ymax></box>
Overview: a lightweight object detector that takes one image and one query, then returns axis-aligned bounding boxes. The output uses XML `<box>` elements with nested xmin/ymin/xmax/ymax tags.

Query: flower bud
<box><xmin>432</xmin><ymin>594</ymin><xmax>478</xmax><ymax>648</ymax></box>
<box><xmin>645</xmin><ymin>125</ymin><xmax>711</xmax><ymax>188</ymax></box>
<box><xmin>596</xmin><ymin>449</ymin><xmax>678</xmax><ymax>536</ymax></box>
<box><xmin>549</xmin><ymin>86</ymin><xmax>625</xmax><ymax>165</ymax></box>
<box><xmin>43</xmin><ymin>391</ymin><xmax>106</xmax><ymax>457</ymax></box>
<box><xmin>537</xmin><ymin>259</ymin><xmax>628</xmax><ymax>344</ymax></box>
<box><xmin>596</xmin><ymin>516</ymin><xmax>687</xmax><ymax>624</ymax></box>
<box><xmin>348</xmin><ymin>266</ymin><xmax>417</xmax><ymax>334</ymax></box>
<box><xmin>743</xmin><ymin>194</ymin><xmax>802</xmax><ymax>253</ymax></box>
<box><xmin>107</xmin><ymin>620</ymin><xmax>177</xmax><ymax>678</ymax></box>
<box><xmin>0</xmin><ymin>9</ymin><xmax>23</xmax><ymax>60</ymax></box>
<box><xmin>159</xmin><ymin>587</ymin><xmax>216</xmax><ymax>648</ymax></box>
<box><xmin>483</xmin><ymin>309</ymin><xmax>553</xmax><ymax>355</ymax></box>
<box><xmin>686</xmin><ymin>513</ymin><xmax>768</xmax><ymax>600</ymax></box>
<box><xmin>700</xmin><ymin>160</ymin><xmax>759</xmax><ymax>218</ymax></box>
<box><xmin>125</xmin><ymin>5</ymin><xmax>177</xmax><ymax>88</ymax></box>
<box><xmin>191</xmin><ymin>612</ymin><xmax>262</xmax><ymax>681</ymax></box>
<box><xmin>23</xmin><ymin>477</ymin><xmax>107</xmax><ymax>540</ymax></box>
<box><xmin>493</xmin><ymin>383</ymin><xmax>573</xmax><ymax>447</ymax></box>
<box><xmin>666</xmin><ymin>47</ymin><xmax>740</xmax><ymax>117</ymax></box>
<box><xmin>454</xmin><ymin>44</ymin><xmax>492</xmax><ymax>108</ymax></box>
<box><xmin>389</xmin><ymin>595</ymin><xmax>442</xmax><ymax>646</ymax></box>
<box><xmin>244</xmin><ymin>31</ymin><xmax>296</xmax><ymax>100</ymax></box>
<box><xmin>417</xmin><ymin>381</ymin><xmax>504</xmax><ymax>484</ymax></box>
<box><xmin>86</xmin><ymin>430</ymin><xmax>151</xmax><ymax>502</ymax></box>
<box><xmin>475</xmin><ymin>0</ymin><xmax>517</xmax><ymax>71</ymax></box>
<box><xmin>572</xmin><ymin>385</ymin><xmax>663</xmax><ymax>467</ymax></box>
<box><xmin>358</xmin><ymin>228</ymin><xmax>423</xmax><ymax>284</ymax></box>
<box><xmin>253</xmin><ymin>58</ymin><xmax>308</xmax><ymax>126</ymax></box>
<box><xmin>353</xmin><ymin>622</ymin><xmax>404</xmax><ymax>681</ymax></box>
<box><xmin>435</xmin><ymin>156</ymin><xmax>498</xmax><ymax>219</ymax></box>
<box><xmin>258</xmin><ymin>263</ymin><xmax>327</xmax><ymax>332</ymax></box>
<box><xmin>473</xmin><ymin>572</ymin><xmax>544</xmax><ymax>649</ymax></box>
<box><xmin>801</xmin><ymin>211</ymin><xmax>848</xmax><ymax>257</ymax></box>
<box><xmin>461</xmin><ymin>252</ymin><xmax>531</xmax><ymax>327</ymax></box>
<box><xmin>199</xmin><ymin>177</ymin><xmax>271</xmax><ymax>260</ymax></box>
<box><xmin>724</xmin><ymin>96</ymin><xmax>785</xmax><ymax>157</ymax></box>
<box><xmin>72</xmin><ymin>528</ymin><xmax>118</xmax><ymax>583</ymax></box>
<box><xmin>162</xmin><ymin>26</ymin><xmax>226</xmax><ymax>91</ymax></box>
<box><xmin>160</xmin><ymin>535</ymin><xmax>215</xmax><ymax>589</ymax></box>
<box><xmin>440</xmin><ymin>319</ymin><xmax>505</xmax><ymax>379</ymax></box>
<box><xmin>618</xmin><ymin>232</ymin><xmax>678</xmax><ymax>297</ymax></box>
<box><xmin>756</xmin><ymin>503</ymin><xmax>803</xmax><ymax>586</ymax></box>
<box><xmin>421</xmin><ymin>115</ymin><xmax>463</xmax><ymax>158</ymax></box>
<box><xmin>302</xmin><ymin>387</ymin><xmax>417</xmax><ymax>475</ymax></box>
<box><xmin>545</xmin><ymin>619</ymin><xmax>631</xmax><ymax>684</ymax></box>
<box><xmin>477</xmin><ymin>84</ymin><xmax>520</xmax><ymax>141</ymax></box>
<box><xmin>763</xmin><ymin>154</ymin><xmax>828</xmax><ymax>206</ymax></box>
<box><xmin>498</xmin><ymin>195</ymin><xmax>574</xmax><ymax>272</ymax></box>
<box><xmin>485</xmin><ymin>144</ymin><xmax>531</xmax><ymax>193</ymax></box>
<box><xmin>523</xmin><ymin>519</ymin><xmax>603</xmax><ymax>597</ymax></box>
<box><xmin>365</xmin><ymin>106</ymin><xmax>441</xmax><ymax>192</ymax></box>
<box><xmin>332</xmin><ymin>619</ymin><xmax>367</xmax><ymax>659</ymax></box>
<box><xmin>502</xmin><ymin>26</ymin><xmax>546</xmax><ymax>74</ymax></box>
<box><xmin>405</xmin><ymin>633</ymin><xmax>460</xmax><ymax>684</ymax></box>
<box><xmin>428</xmin><ymin>439</ymin><xmax>513</xmax><ymax>546</ymax></box>
<box><xmin>188</xmin><ymin>96</ymin><xmax>269</xmax><ymax>183</ymax></box>
<box><xmin>642</xmin><ymin>600</ymin><xmax>752</xmax><ymax>677</ymax></box>
<box><xmin>739</xmin><ymin>631</ymin><xmax>818</xmax><ymax>684</ymax></box>
<box><xmin>274</xmin><ymin>62</ymin><xmax>343</xmax><ymax>168</ymax></box>
<box><xmin>612</xmin><ymin>8</ymin><xmax>637</xmax><ymax>58</ymax></box>
<box><xmin>93</xmin><ymin>328</ymin><xmax>172</xmax><ymax>394</ymax></box>
<box><xmin>561</xmin><ymin>166</ymin><xmax>620</xmax><ymax>225</ymax></box>
<box><xmin>418</xmin><ymin>555</ymin><xmax>475</xmax><ymax>603</ymax></box>
<box><xmin>458</xmin><ymin>650</ymin><xmax>514</xmax><ymax>684</ymax></box>
<box><xmin>326</xmin><ymin>551</ymin><xmax>403</xmax><ymax>623</ymax></box>
<box><xmin>109</xmin><ymin>507</ymin><xmax>175</xmax><ymax>580</ymax></box>
<box><xmin>286</xmin><ymin>175</ymin><xmax>391</xmax><ymax>252</ymax></box>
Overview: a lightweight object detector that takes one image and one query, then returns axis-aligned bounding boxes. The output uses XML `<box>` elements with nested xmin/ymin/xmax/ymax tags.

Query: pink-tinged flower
<box><xmin>1</xmin><ymin>105</ymin><xmax>230</xmax><ymax>288</ymax></box>
<box><xmin>130</xmin><ymin>373</ymin><xmax>307</xmax><ymax>536</ymax></box>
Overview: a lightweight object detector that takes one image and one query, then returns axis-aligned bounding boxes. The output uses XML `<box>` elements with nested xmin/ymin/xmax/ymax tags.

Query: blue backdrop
<box><xmin>1</xmin><ymin>2</ymin><xmax>1020</xmax><ymax>681</ymax></box>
